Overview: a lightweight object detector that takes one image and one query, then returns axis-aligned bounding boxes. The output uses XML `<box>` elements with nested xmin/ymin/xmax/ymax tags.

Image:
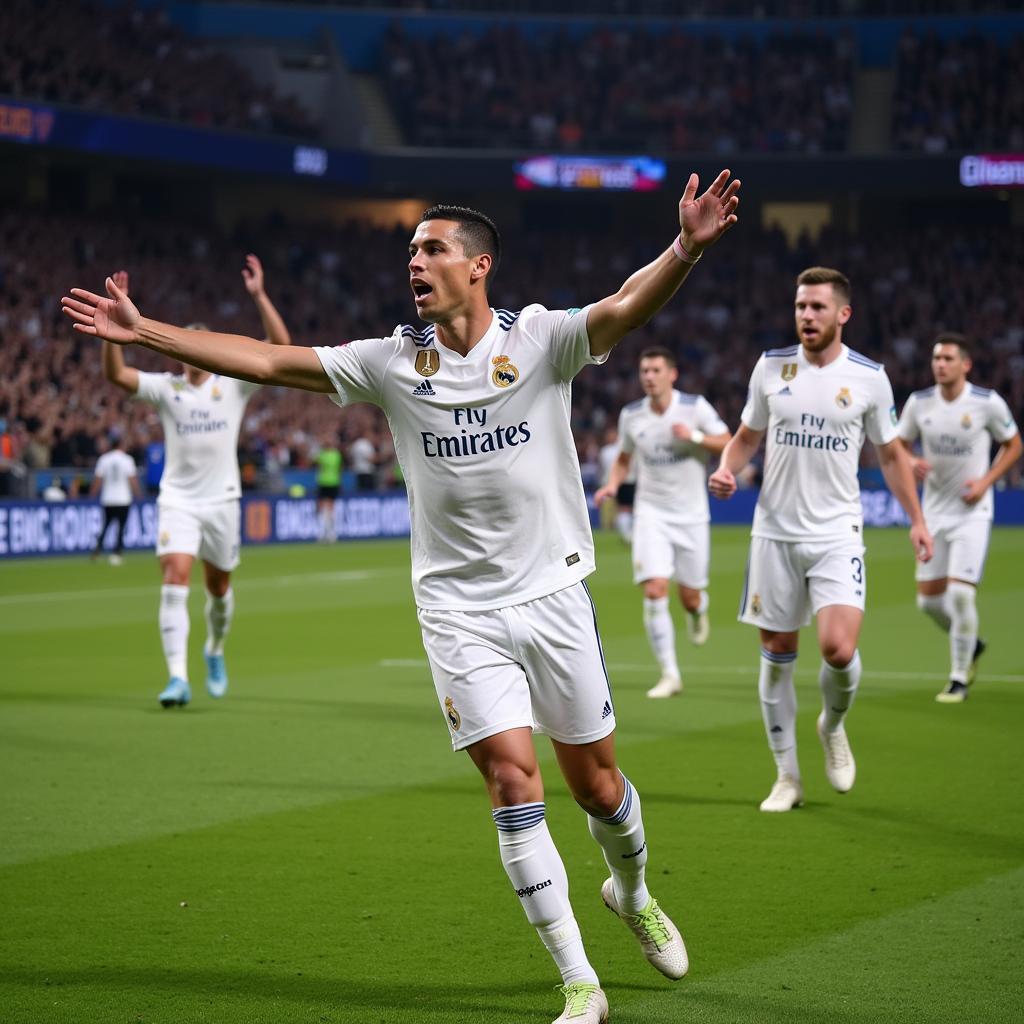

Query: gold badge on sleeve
<box><xmin>781</xmin><ymin>363</ymin><xmax>798</xmax><ymax>382</ymax></box>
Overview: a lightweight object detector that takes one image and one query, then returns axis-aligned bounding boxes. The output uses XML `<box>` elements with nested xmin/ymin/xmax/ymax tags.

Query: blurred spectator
<box><xmin>892</xmin><ymin>30</ymin><xmax>1024</xmax><ymax>152</ymax></box>
<box><xmin>0</xmin><ymin>0</ymin><xmax>318</xmax><ymax>139</ymax></box>
<box><xmin>383</xmin><ymin>22</ymin><xmax>854</xmax><ymax>153</ymax></box>
<box><xmin>349</xmin><ymin>433</ymin><xmax>378</xmax><ymax>491</ymax></box>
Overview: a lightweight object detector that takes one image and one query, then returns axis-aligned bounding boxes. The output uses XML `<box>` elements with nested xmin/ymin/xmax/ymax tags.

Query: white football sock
<box><xmin>159</xmin><ymin>584</ymin><xmax>190</xmax><ymax>680</ymax></box>
<box><xmin>692</xmin><ymin>590</ymin><xmax>709</xmax><ymax>616</ymax></box>
<box><xmin>204</xmin><ymin>587</ymin><xmax>234</xmax><ymax>656</ymax></box>
<box><xmin>759</xmin><ymin>648</ymin><xmax>799</xmax><ymax>779</ymax></box>
<box><xmin>917</xmin><ymin>592</ymin><xmax>951</xmax><ymax>632</ymax></box>
<box><xmin>948</xmin><ymin>582</ymin><xmax>978</xmax><ymax>684</ymax></box>
<box><xmin>492</xmin><ymin>804</ymin><xmax>598</xmax><ymax>986</ymax></box>
<box><xmin>819</xmin><ymin>650</ymin><xmax>861</xmax><ymax>732</ymax></box>
<box><xmin>644</xmin><ymin>596</ymin><xmax>679</xmax><ymax>678</ymax></box>
<box><xmin>587</xmin><ymin>775</ymin><xmax>651</xmax><ymax>915</ymax></box>
<box><xmin>615</xmin><ymin>509</ymin><xmax>633</xmax><ymax>543</ymax></box>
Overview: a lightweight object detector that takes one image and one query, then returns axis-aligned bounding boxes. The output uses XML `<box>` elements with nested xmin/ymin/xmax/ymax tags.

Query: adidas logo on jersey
<box><xmin>778</xmin><ymin>386</ymin><xmax>792</xmax><ymax>396</ymax></box>
<box><xmin>412</xmin><ymin>380</ymin><xmax>436</xmax><ymax>397</ymax></box>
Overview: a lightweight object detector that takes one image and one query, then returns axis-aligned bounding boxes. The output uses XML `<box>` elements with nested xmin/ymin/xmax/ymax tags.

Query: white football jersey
<box><xmin>94</xmin><ymin>449</ymin><xmax>137</xmax><ymax>506</ymax></box>
<box><xmin>742</xmin><ymin>343</ymin><xmax>898</xmax><ymax>542</ymax></box>
<box><xmin>134</xmin><ymin>372</ymin><xmax>259</xmax><ymax>507</ymax></box>
<box><xmin>619</xmin><ymin>390</ymin><xmax>728</xmax><ymax>524</ymax></box>
<box><xmin>897</xmin><ymin>383</ymin><xmax>1018</xmax><ymax>524</ymax></box>
<box><xmin>315</xmin><ymin>305</ymin><xmax>605</xmax><ymax>611</ymax></box>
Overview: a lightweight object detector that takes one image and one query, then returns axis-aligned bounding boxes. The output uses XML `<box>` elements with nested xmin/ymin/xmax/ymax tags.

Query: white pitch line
<box><xmin>0</xmin><ymin>568</ymin><xmax>388</xmax><ymax>606</ymax></box>
<box><xmin>379</xmin><ymin>659</ymin><xmax>1024</xmax><ymax>685</ymax></box>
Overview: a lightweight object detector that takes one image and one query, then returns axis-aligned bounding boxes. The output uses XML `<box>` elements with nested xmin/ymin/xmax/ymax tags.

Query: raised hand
<box><xmin>61</xmin><ymin>276</ymin><xmax>140</xmax><ymax>345</ymax></box>
<box><xmin>241</xmin><ymin>254</ymin><xmax>265</xmax><ymax>296</ymax></box>
<box><xmin>679</xmin><ymin>169</ymin><xmax>740</xmax><ymax>254</ymax></box>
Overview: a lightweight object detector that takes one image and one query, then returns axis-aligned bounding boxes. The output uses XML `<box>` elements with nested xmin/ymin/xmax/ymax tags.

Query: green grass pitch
<box><xmin>2</xmin><ymin>526</ymin><xmax>1022</xmax><ymax>1024</ymax></box>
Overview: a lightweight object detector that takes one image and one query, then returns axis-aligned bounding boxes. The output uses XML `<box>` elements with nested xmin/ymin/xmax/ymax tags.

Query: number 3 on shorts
<box><xmin>850</xmin><ymin>556</ymin><xmax>864</xmax><ymax>584</ymax></box>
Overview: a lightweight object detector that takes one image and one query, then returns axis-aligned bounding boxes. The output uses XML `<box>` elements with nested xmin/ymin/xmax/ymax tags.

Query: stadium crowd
<box><xmin>383</xmin><ymin>22</ymin><xmax>855</xmax><ymax>153</ymax></box>
<box><xmin>892</xmin><ymin>29</ymin><xmax>1024</xmax><ymax>152</ymax></box>
<box><xmin>1</xmin><ymin>206</ymin><xmax>1022</xmax><ymax>495</ymax></box>
<box><xmin>0</xmin><ymin>0</ymin><xmax>317</xmax><ymax>139</ymax></box>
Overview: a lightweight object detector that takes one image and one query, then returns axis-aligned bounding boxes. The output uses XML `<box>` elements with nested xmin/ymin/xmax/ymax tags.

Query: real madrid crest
<box><xmin>781</xmin><ymin>363</ymin><xmax>798</xmax><ymax>382</ymax></box>
<box><xmin>444</xmin><ymin>696</ymin><xmax>461</xmax><ymax>732</ymax></box>
<box><xmin>211</xmin><ymin>385</ymin><xmax>222</xmax><ymax>401</ymax></box>
<box><xmin>492</xmin><ymin>354</ymin><xmax>519</xmax><ymax>388</ymax></box>
<box><xmin>961</xmin><ymin>413</ymin><xmax>972</xmax><ymax>429</ymax></box>
<box><xmin>415</xmin><ymin>349</ymin><xmax>440</xmax><ymax>377</ymax></box>
<box><xmin>835</xmin><ymin>387</ymin><xmax>852</xmax><ymax>409</ymax></box>
<box><xmin>751</xmin><ymin>593</ymin><xmax>762</xmax><ymax>615</ymax></box>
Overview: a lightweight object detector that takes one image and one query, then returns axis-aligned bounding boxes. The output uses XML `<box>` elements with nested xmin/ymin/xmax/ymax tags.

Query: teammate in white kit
<box><xmin>63</xmin><ymin>169</ymin><xmax>741</xmax><ymax>1024</ymax></box>
<box><xmin>897</xmin><ymin>333</ymin><xmax>1021</xmax><ymax>703</ymax></box>
<box><xmin>99</xmin><ymin>259</ymin><xmax>292</xmax><ymax>708</ymax></box>
<box><xmin>709</xmin><ymin>267</ymin><xmax>933</xmax><ymax>813</ymax></box>
<box><xmin>90</xmin><ymin>433</ymin><xmax>141</xmax><ymax>565</ymax></box>
<box><xmin>595</xmin><ymin>348</ymin><xmax>731</xmax><ymax>697</ymax></box>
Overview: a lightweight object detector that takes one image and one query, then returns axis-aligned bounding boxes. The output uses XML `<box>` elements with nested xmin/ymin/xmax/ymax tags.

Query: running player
<box><xmin>99</xmin><ymin>258</ymin><xmax>291</xmax><ymax>707</ymax></box>
<box><xmin>595</xmin><ymin>348</ymin><xmax>731</xmax><ymax>697</ymax></box>
<box><xmin>709</xmin><ymin>267</ymin><xmax>933</xmax><ymax>813</ymax></box>
<box><xmin>63</xmin><ymin>169</ymin><xmax>740</xmax><ymax>1024</ymax></box>
<box><xmin>897</xmin><ymin>333</ymin><xmax>1021</xmax><ymax>702</ymax></box>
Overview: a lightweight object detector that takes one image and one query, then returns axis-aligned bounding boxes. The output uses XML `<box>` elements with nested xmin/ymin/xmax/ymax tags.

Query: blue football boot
<box><xmin>205</xmin><ymin>649</ymin><xmax>228</xmax><ymax>699</ymax></box>
<box><xmin>158</xmin><ymin>677</ymin><xmax>191</xmax><ymax>708</ymax></box>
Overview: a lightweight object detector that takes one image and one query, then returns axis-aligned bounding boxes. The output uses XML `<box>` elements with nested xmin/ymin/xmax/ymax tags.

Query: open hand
<box><xmin>242</xmin><ymin>254</ymin><xmax>265</xmax><ymax>296</ymax></box>
<box><xmin>961</xmin><ymin>478</ymin><xmax>987</xmax><ymax>506</ymax></box>
<box><xmin>679</xmin><ymin>169</ymin><xmax>741</xmax><ymax>254</ymax></box>
<box><xmin>593</xmin><ymin>484</ymin><xmax>616</xmax><ymax>506</ymax></box>
<box><xmin>61</xmin><ymin>276</ymin><xmax>140</xmax><ymax>345</ymax></box>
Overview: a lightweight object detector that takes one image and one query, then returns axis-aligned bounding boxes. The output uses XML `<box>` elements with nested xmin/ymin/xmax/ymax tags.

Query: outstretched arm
<box><xmin>876</xmin><ymin>438</ymin><xmax>933</xmax><ymax>562</ymax></box>
<box><xmin>708</xmin><ymin>424</ymin><xmax>763</xmax><ymax>500</ymax></box>
<box><xmin>242</xmin><ymin>254</ymin><xmax>292</xmax><ymax>347</ymax></box>
<box><xmin>586</xmin><ymin>170</ymin><xmax>740</xmax><ymax>358</ymax></box>
<box><xmin>63</xmin><ymin>277</ymin><xmax>333</xmax><ymax>393</ymax></box>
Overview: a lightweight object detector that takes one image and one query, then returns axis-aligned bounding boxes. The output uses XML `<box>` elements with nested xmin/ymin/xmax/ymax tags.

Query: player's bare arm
<box><xmin>898</xmin><ymin>437</ymin><xmax>931</xmax><ymax>482</ymax></box>
<box><xmin>672</xmin><ymin>421</ymin><xmax>732</xmax><ymax>456</ymax></box>
<box><xmin>242</xmin><ymin>254</ymin><xmax>292</xmax><ymax>347</ymax></box>
<box><xmin>587</xmin><ymin>170</ymin><xmax>740</xmax><ymax>358</ymax></box>
<box><xmin>594</xmin><ymin>450</ymin><xmax>632</xmax><ymax>505</ymax></box>
<box><xmin>63</xmin><ymin>276</ymin><xmax>333</xmax><ymax>393</ymax></box>
<box><xmin>709</xmin><ymin>424</ymin><xmax>763</xmax><ymax>500</ymax></box>
<box><xmin>962</xmin><ymin>432</ymin><xmax>1023</xmax><ymax>505</ymax></box>
<box><xmin>876</xmin><ymin>438</ymin><xmax>933</xmax><ymax>562</ymax></box>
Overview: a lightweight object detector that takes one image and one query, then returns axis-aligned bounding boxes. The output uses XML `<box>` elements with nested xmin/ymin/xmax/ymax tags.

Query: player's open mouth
<box><xmin>411</xmin><ymin>279</ymin><xmax>433</xmax><ymax>302</ymax></box>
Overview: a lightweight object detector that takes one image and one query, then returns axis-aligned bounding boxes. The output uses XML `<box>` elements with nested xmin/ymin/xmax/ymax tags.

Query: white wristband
<box><xmin>690</xmin><ymin>429</ymin><xmax>705</xmax><ymax>446</ymax></box>
<box><xmin>671</xmin><ymin>236</ymin><xmax>702</xmax><ymax>264</ymax></box>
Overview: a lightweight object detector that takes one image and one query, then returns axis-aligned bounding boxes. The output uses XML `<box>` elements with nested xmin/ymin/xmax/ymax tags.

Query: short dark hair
<box><xmin>420</xmin><ymin>205</ymin><xmax>501</xmax><ymax>284</ymax></box>
<box><xmin>639</xmin><ymin>346</ymin><xmax>677</xmax><ymax>367</ymax></box>
<box><xmin>934</xmin><ymin>331</ymin><xmax>971</xmax><ymax>359</ymax></box>
<box><xmin>796</xmin><ymin>266</ymin><xmax>851</xmax><ymax>305</ymax></box>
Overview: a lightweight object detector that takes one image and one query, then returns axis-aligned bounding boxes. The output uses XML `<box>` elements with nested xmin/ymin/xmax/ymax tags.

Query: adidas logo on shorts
<box><xmin>601</xmin><ymin>700</ymin><xmax>613</xmax><ymax>720</ymax></box>
<box><xmin>412</xmin><ymin>380</ymin><xmax>436</xmax><ymax>397</ymax></box>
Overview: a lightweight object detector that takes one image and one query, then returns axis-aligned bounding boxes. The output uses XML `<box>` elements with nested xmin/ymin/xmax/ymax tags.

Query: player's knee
<box><xmin>821</xmin><ymin>637</ymin><xmax>856</xmax><ymax>668</ymax></box>
<box><xmin>483</xmin><ymin>760</ymin><xmax>540</xmax><ymax>807</ymax></box>
<box><xmin>948</xmin><ymin>581</ymin><xmax>975</xmax><ymax>614</ymax></box>
<box><xmin>572</xmin><ymin>769</ymin><xmax>623</xmax><ymax>819</ymax></box>
<box><xmin>643</xmin><ymin>579</ymin><xmax>669</xmax><ymax>600</ymax></box>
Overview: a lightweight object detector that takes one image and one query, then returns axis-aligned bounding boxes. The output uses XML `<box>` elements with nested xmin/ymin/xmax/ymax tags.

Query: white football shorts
<box><xmin>418</xmin><ymin>581</ymin><xmax>616</xmax><ymax>751</ymax></box>
<box><xmin>156</xmin><ymin>501</ymin><xmax>241</xmax><ymax>570</ymax></box>
<box><xmin>916</xmin><ymin>518</ymin><xmax>990</xmax><ymax>585</ymax></box>
<box><xmin>739</xmin><ymin>536</ymin><xmax>867</xmax><ymax>632</ymax></box>
<box><xmin>631</xmin><ymin>514</ymin><xmax>709</xmax><ymax>588</ymax></box>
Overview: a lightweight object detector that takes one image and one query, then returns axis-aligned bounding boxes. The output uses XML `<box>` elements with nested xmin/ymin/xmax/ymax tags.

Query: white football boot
<box><xmin>759</xmin><ymin>774</ymin><xmax>804</xmax><ymax>812</ymax></box>
<box><xmin>817</xmin><ymin>712</ymin><xmax>856</xmax><ymax>792</ymax></box>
